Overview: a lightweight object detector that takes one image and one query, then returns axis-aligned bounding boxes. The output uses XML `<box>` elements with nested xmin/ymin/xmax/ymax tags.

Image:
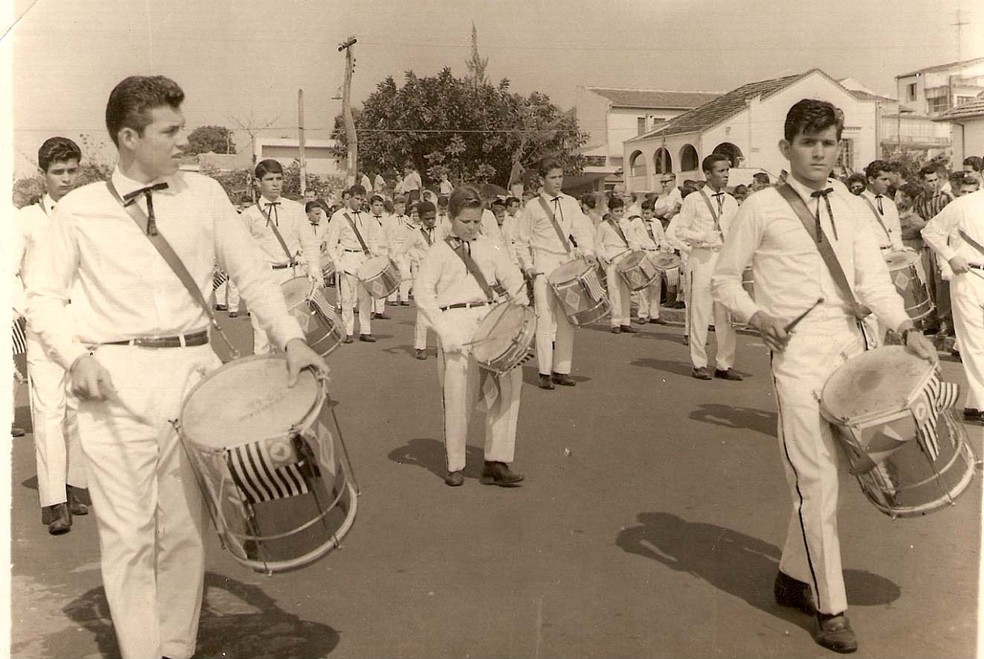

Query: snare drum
<box><xmin>649</xmin><ymin>252</ymin><xmax>682</xmax><ymax>293</ymax></box>
<box><xmin>884</xmin><ymin>251</ymin><xmax>934</xmax><ymax>322</ymax></box>
<box><xmin>617</xmin><ymin>251</ymin><xmax>661</xmax><ymax>292</ymax></box>
<box><xmin>282</xmin><ymin>277</ymin><xmax>344</xmax><ymax>358</ymax></box>
<box><xmin>357</xmin><ymin>256</ymin><xmax>401</xmax><ymax>299</ymax></box>
<box><xmin>820</xmin><ymin>346</ymin><xmax>974</xmax><ymax>518</ymax></box>
<box><xmin>319</xmin><ymin>255</ymin><xmax>336</xmax><ymax>288</ymax></box>
<box><xmin>179</xmin><ymin>355</ymin><xmax>358</xmax><ymax>573</ymax></box>
<box><xmin>546</xmin><ymin>259</ymin><xmax>611</xmax><ymax>326</ymax></box>
<box><xmin>471</xmin><ymin>303</ymin><xmax>536</xmax><ymax>374</ymax></box>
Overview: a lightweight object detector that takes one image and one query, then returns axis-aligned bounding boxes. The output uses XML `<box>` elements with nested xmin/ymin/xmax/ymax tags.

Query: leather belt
<box><xmin>344</xmin><ymin>248</ymin><xmax>363</xmax><ymax>253</ymax></box>
<box><xmin>103</xmin><ymin>329</ymin><xmax>209</xmax><ymax>348</ymax></box>
<box><xmin>271</xmin><ymin>263</ymin><xmax>292</xmax><ymax>270</ymax></box>
<box><xmin>441</xmin><ymin>300</ymin><xmax>490</xmax><ymax>311</ymax></box>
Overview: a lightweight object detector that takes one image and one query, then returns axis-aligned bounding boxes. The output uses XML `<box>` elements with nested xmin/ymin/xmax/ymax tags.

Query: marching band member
<box><xmin>415</xmin><ymin>185</ymin><xmax>529</xmax><ymax>487</ymax></box>
<box><xmin>241</xmin><ymin>159</ymin><xmax>322</xmax><ymax>354</ymax></box>
<box><xmin>514</xmin><ymin>158</ymin><xmax>598</xmax><ymax>390</ymax></box>
<box><xmin>860</xmin><ymin>160</ymin><xmax>905</xmax><ymax>252</ymax></box>
<box><xmin>326</xmin><ymin>184</ymin><xmax>382</xmax><ymax>342</ymax></box>
<box><xmin>712</xmin><ymin>98</ymin><xmax>936</xmax><ymax>655</ymax></box>
<box><xmin>633</xmin><ymin>200</ymin><xmax>671</xmax><ymax>325</ymax></box>
<box><xmin>306</xmin><ymin>200</ymin><xmax>330</xmax><ymax>250</ymax></box>
<box><xmin>398</xmin><ymin>200</ymin><xmax>440</xmax><ymax>359</ymax></box>
<box><xmin>596</xmin><ymin>197</ymin><xmax>640</xmax><ymax>334</ymax></box>
<box><xmin>24</xmin><ymin>75</ymin><xmax>327</xmax><ymax>659</ymax></box>
<box><xmin>16</xmin><ymin>136</ymin><xmax>89</xmax><ymax>535</ymax></box>
<box><xmin>368</xmin><ymin>194</ymin><xmax>393</xmax><ymax>319</ymax></box>
<box><xmin>386</xmin><ymin>195</ymin><xmax>416</xmax><ymax>306</ymax></box>
<box><xmin>673</xmin><ymin>153</ymin><xmax>741</xmax><ymax>381</ymax></box>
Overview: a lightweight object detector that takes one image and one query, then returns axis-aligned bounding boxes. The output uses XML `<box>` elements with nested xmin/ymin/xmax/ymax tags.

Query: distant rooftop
<box><xmin>897</xmin><ymin>56</ymin><xmax>984</xmax><ymax>78</ymax></box>
<box><xmin>584</xmin><ymin>87</ymin><xmax>723</xmax><ymax>110</ymax></box>
<box><xmin>934</xmin><ymin>96</ymin><xmax>984</xmax><ymax>121</ymax></box>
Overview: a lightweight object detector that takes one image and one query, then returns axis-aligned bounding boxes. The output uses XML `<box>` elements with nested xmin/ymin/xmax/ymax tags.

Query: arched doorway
<box><xmin>679</xmin><ymin>144</ymin><xmax>699</xmax><ymax>172</ymax></box>
<box><xmin>653</xmin><ymin>148</ymin><xmax>672</xmax><ymax>175</ymax></box>
<box><xmin>712</xmin><ymin>142</ymin><xmax>744</xmax><ymax>168</ymax></box>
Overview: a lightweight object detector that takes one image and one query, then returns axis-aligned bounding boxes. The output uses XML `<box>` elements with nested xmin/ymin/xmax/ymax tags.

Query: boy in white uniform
<box><xmin>596</xmin><ymin>197</ymin><xmax>641</xmax><ymax>334</ymax></box>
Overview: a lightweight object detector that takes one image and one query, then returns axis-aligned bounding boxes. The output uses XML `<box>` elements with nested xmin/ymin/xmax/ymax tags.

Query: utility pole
<box><xmin>339</xmin><ymin>36</ymin><xmax>358</xmax><ymax>187</ymax></box>
<box><xmin>953</xmin><ymin>5</ymin><xmax>968</xmax><ymax>62</ymax></box>
<box><xmin>298</xmin><ymin>88</ymin><xmax>307</xmax><ymax>195</ymax></box>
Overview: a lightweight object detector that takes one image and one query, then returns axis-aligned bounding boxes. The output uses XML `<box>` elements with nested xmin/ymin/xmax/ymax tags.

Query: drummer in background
<box><xmin>397</xmin><ymin>200</ymin><xmax>440</xmax><ymax>359</ymax></box>
<box><xmin>514</xmin><ymin>158</ymin><xmax>599</xmax><ymax>390</ymax></box>
<box><xmin>415</xmin><ymin>185</ymin><xmax>529</xmax><ymax>487</ymax></box>
<box><xmin>306</xmin><ymin>200</ymin><xmax>329</xmax><ymax>251</ymax></box>
<box><xmin>712</xmin><ymin>98</ymin><xmax>936</xmax><ymax>655</ymax></box>
<box><xmin>325</xmin><ymin>184</ymin><xmax>381</xmax><ymax>343</ymax></box>
<box><xmin>673</xmin><ymin>153</ymin><xmax>741</xmax><ymax>381</ymax></box>
<box><xmin>633</xmin><ymin>200</ymin><xmax>671</xmax><ymax>325</ymax></box>
<box><xmin>860</xmin><ymin>160</ymin><xmax>905</xmax><ymax>253</ymax></box>
<box><xmin>922</xmin><ymin>183</ymin><xmax>984</xmax><ymax>424</ymax></box>
<box><xmin>597</xmin><ymin>197</ymin><xmax>641</xmax><ymax>334</ymax></box>
<box><xmin>24</xmin><ymin>75</ymin><xmax>327</xmax><ymax>659</ymax></box>
<box><xmin>386</xmin><ymin>195</ymin><xmax>416</xmax><ymax>307</ymax></box>
<box><xmin>241</xmin><ymin>159</ymin><xmax>322</xmax><ymax>354</ymax></box>
<box><xmin>368</xmin><ymin>194</ymin><xmax>393</xmax><ymax>320</ymax></box>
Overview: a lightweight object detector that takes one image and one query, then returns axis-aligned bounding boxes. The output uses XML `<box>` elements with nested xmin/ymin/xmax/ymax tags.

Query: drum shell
<box><xmin>547</xmin><ymin>259</ymin><xmax>611</xmax><ymax>326</ymax></box>
<box><xmin>650</xmin><ymin>253</ymin><xmax>681</xmax><ymax>293</ymax></box>
<box><xmin>357</xmin><ymin>256</ymin><xmax>401</xmax><ymax>299</ymax></box>
<box><xmin>617</xmin><ymin>251</ymin><xmax>660</xmax><ymax>292</ymax></box>
<box><xmin>471</xmin><ymin>303</ymin><xmax>536</xmax><ymax>374</ymax></box>
<box><xmin>885</xmin><ymin>252</ymin><xmax>934</xmax><ymax>321</ymax></box>
<box><xmin>282</xmin><ymin>278</ymin><xmax>344</xmax><ymax>358</ymax></box>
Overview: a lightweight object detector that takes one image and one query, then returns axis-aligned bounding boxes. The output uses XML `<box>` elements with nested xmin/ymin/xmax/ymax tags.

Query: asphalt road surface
<box><xmin>9</xmin><ymin>302</ymin><xmax>982</xmax><ymax>658</ymax></box>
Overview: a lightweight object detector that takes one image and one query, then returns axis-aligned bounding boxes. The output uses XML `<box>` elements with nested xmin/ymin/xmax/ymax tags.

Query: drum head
<box><xmin>547</xmin><ymin>259</ymin><xmax>589</xmax><ymax>284</ymax></box>
<box><xmin>357</xmin><ymin>255</ymin><xmax>388</xmax><ymax>279</ymax></box>
<box><xmin>181</xmin><ymin>355</ymin><xmax>321</xmax><ymax>450</ymax></box>
<box><xmin>651</xmin><ymin>253</ymin><xmax>681</xmax><ymax>270</ymax></box>
<box><xmin>884</xmin><ymin>251</ymin><xmax>919</xmax><ymax>269</ymax></box>
<box><xmin>472</xmin><ymin>304</ymin><xmax>527</xmax><ymax>361</ymax></box>
<box><xmin>617</xmin><ymin>251</ymin><xmax>646</xmax><ymax>271</ymax></box>
<box><xmin>822</xmin><ymin>346</ymin><xmax>935</xmax><ymax>423</ymax></box>
<box><xmin>282</xmin><ymin>277</ymin><xmax>311</xmax><ymax>307</ymax></box>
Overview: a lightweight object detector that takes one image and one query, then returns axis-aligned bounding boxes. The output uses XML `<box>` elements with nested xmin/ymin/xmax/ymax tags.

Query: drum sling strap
<box><xmin>696</xmin><ymin>189</ymin><xmax>723</xmax><ymax>235</ymax></box>
<box><xmin>777</xmin><ymin>184</ymin><xmax>870</xmax><ymax>321</ymax></box>
<box><xmin>537</xmin><ymin>196</ymin><xmax>574</xmax><ymax>255</ymax></box>
<box><xmin>957</xmin><ymin>229</ymin><xmax>984</xmax><ymax>262</ymax></box>
<box><xmin>445</xmin><ymin>237</ymin><xmax>496</xmax><ymax>302</ymax></box>
<box><xmin>259</xmin><ymin>203</ymin><xmax>299</xmax><ymax>269</ymax></box>
<box><xmin>860</xmin><ymin>195</ymin><xmax>893</xmax><ymax>243</ymax></box>
<box><xmin>106</xmin><ymin>181</ymin><xmax>240</xmax><ymax>360</ymax></box>
<box><xmin>607</xmin><ymin>218</ymin><xmax>630</xmax><ymax>247</ymax></box>
<box><xmin>343</xmin><ymin>212</ymin><xmax>371</xmax><ymax>255</ymax></box>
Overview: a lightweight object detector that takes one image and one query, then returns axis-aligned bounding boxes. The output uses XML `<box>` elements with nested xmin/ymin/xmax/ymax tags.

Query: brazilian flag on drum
<box><xmin>226</xmin><ymin>435</ymin><xmax>316</xmax><ymax>504</ymax></box>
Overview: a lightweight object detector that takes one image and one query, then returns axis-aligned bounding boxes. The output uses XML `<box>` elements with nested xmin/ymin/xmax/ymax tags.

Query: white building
<box><xmin>571</xmin><ymin>86</ymin><xmax>722</xmax><ymax>194</ymax></box>
<box><xmin>897</xmin><ymin>57</ymin><xmax>984</xmax><ymax>117</ymax></box>
<box><xmin>623</xmin><ymin>69</ymin><xmax>880</xmax><ymax>193</ymax></box>
<box><xmin>254</xmin><ymin>137</ymin><xmax>345</xmax><ymax>179</ymax></box>
<box><xmin>933</xmin><ymin>95</ymin><xmax>984</xmax><ymax>164</ymax></box>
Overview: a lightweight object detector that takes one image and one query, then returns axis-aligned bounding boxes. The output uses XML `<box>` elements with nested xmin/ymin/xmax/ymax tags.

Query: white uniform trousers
<box><xmin>688</xmin><ymin>247</ymin><xmax>736</xmax><ymax>370</ymax></box>
<box><xmin>532</xmin><ymin>251</ymin><xmax>577</xmax><ymax>376</ymax></box>
<box><xmin>339</xmin><ymin>271</ymin><xmax>373</xmax><ymax>336</ymax></box>
<box><xmin>250</xmin><ymin>267</ymin><xmax>293</xmax><ymax>354</ymax></box>
<box><xmin>638</xmin><ymin>277</ymin><xmax>663</xmax><ymax>321</ymax></box>
<box><xmin>772</xmin><ymin>314</ymin><xmax>863</xmax><ymax>616</ymax></box>
<box><xmin>388</xmin><ymin>255</ymin><xmax>412</xmax><ymax>303</ymax></box>
<box><xmin>215</xmin><ymin>278</ymin><xmax>241</xmax><ymax>313</ymax></box>
<box><xmin>951</xmin><ymin>273</ymin><xmax>984</xmax><ymax>410</ymax></box>
<box><xmin>605</xmin><ymin>262</ymin><xmax>632</xmax><ymax>327</ymax></box>
<box><xmin>77</xmin><ymin>343</ymin><xmax>219</xmax><ymax>659</ymax></box>
<box><xmin>436</xmin><ymin>307</ymin><xmax>520</xmax><ymax>472</ymax></box>
<box><xmin>26</xmin><ymin>329</ymin><xmax>87</xmax><ymax>507</ymax></box>
<box><xmin>414</xmin><ymin>310</ymin><xmax>434</xmax><ymax>351</ymax></box>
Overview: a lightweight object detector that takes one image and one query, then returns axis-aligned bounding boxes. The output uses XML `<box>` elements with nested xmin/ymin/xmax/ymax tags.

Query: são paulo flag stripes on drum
<box><xmin>226</xmin><ymin>436</ymin><xmax>310</xmax><ymax>504</ymax></box>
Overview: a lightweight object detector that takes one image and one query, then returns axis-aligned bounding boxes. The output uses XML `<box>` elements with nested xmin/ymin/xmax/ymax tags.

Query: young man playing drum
<box><xmin>514</xmin><ymin>158</ymin><xmax>599</xmax><ymax>390</ymax></box>
<box><xmin>712</xmin><ymin>98</ymin><xmax>936</xmax><ymax>655</ymax></box>
<box><xmin>633</xmin><ymin>200</ymin><xmax>671</xmax><ymax>325</ymax></box>
<box><xmin>24</xmin><ymin>75</ymin><xmax>328</xmax><ymax>659</ymax></box>
<box><xmin>397</xmin><ymin>200</ymin><xmax>440</xmax><ymax>359</ymax></box>
<box><xmin>596</xmin><ymin>196</ymin><xmax>641</xmax><ymax>334</ymax></box>
<box><xmin>241</xmin><ymin>159</ymin><xmax>322</xmax><ymax>354</ymax></box>
<box><xmin>415</xmin><ymin>186</ymin><xmax>530</xmax><ymax>487</ymax></box>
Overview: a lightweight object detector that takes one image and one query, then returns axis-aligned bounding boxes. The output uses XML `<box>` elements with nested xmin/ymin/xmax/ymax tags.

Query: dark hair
<box><xmin>733</xmin><ymin>184</ymin><xmax>748</xmax><ymax>195</ymax></box>
<box><xmin>918</xmin><ymin>164</ymin><xmax>939</xmax><ymax>179</ymax></box>
<box><xmin>448</xmin><ymin>185</ymin><xmax>484</xmax><ymax>218</ymax></box>
<box><xmin>505</xmin><ymin>196</ymin><xmax>520</xmax><ymax>206</ymax></box>
<box><xmin>898</xmin><ymin>182</ymin><xmax>924</xmax><ymax>201</ymax></box>
<box><xmin>536</xmin><ymin>158</ymin><xmax>564</xmax><ymax>176</ymax></box>
<box><xmin>581</xmin><ymin>193</ymin><xmax>597</xmax><ymax>210</ymax></box>
<box><xmin>865</xmin><ymin>159</ymin><xmax>893</xmax><ymax>181</ymax></box>
<box><xmin>349</xmin><ymin>184</ymin><xmax>367</xmax><ymax>196</ymax></box>
<box><xmin>38</xmin><ymin>137</ymin><xmax>81</xmax><ymax>172</ymax></box>
<box><xmin>640</xmin><ymin>199</ymin><xmax>654</xmax><ymax>211</ymax></box>
<box><xmin>964</xmin><ymin>156</ymin><xmax>983</xmax><ymax>173</ymax></box>
<box><xmin>394</xmin><ymin>195</ymin><xmax>408</xmax><ymax>205</ymax></box>
<box><xmin>417</xmin><ymin>200</ymin><xmax>436</xmax><ymax>214</ymax></box>
<box><xmin>783</xmin><ymin>98</ymin><xmax>844</xmax><ymax>142</ymax></box>
<box><xmin>845</xmin><ymin>173</ymin><xmax>867</xmax><ymax>189</ymax></box>
<box><xmin>702</xmin><ymin>153</ymin><xmax>730</xmax><ymax>173</ymax></box>
<box><xmin>304</xmin><ymin>201</ymin><xmax>322</xmax><ymax>213</ymax></box>
<box><xmin>105</xmin><ymin>76</ymin><xmax>185</xmax><ymax>147</ymax></box>
<box><xmin>608</xmin><ymin>196</ymin><xmax>625</xmax><ymax>210</ymax></box>
<box><xmin>369</xmin><ymin>194</ymin><xmax>384</xmax><ymax>205</ymax></box>
<box><xmin>384</xmin><ymin>198</ymin><xmax>395</xmax><ymax>214</ymax></box>
<box><xmin>254</xmin><ymin>159</ymin><xmax>284</xmax><ymax>178</ymax></box>
<box><xmin>490</xmin><ymin>199</ymin><xmax>506</xmax><ymax>210</ymax></box>
<box><xmin>752</xmin><ymin>172</ymin><xmax>771</xmax><ymax>185</ymax></box>
<box><xmin>437</xmin><ymin>195</ymin><xmax>449</xmax><ymax>209</ymax></box>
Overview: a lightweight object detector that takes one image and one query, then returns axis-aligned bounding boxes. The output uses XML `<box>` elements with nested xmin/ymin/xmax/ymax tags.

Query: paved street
<box><xmin>9</xmin><ymin>303</ymin><xmax>981</xmax><ymax>659</ymax></box>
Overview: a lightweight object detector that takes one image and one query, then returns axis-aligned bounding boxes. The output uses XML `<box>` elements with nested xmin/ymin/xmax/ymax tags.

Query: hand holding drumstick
<box><xmin>749</xmin><ymin>298</ymin><xmax>824</xmax><ymax>352</ymax></box>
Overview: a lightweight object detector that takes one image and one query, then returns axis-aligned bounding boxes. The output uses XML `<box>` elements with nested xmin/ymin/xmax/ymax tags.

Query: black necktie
<box><xmin>552</xmin><ymin>196</ymin><xmax>564</xmax><ymax>223</ymax></box>
<box><xmin>875</xmin><ymin>194</ymin><xmax>884</xmax><ymax>215</ymax></box>
<box><xmin>123</xmin><ymin>182</ymin><xmax>169</xmax><ymax>236</ymax></box>
<box><xmin>810</xmin><ymin>188</ymin><xmax>836</xmax><ymax>243</ymax></box>
<box><xmin>713</xmin><ymin>192</ymin><xmax>724</xmax><ymax>214</ymax></box>
<box><xmin>263</xmin><ymin>201</ymin><xmax>280</xmax><ymax>227</ymax></box>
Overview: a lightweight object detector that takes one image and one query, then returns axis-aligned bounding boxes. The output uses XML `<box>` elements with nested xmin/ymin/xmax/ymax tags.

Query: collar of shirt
<box><xmin>111</xmin><ymin>167</ymin><xmax>173</xmax><ymax>201</ymax></box>
<box><xmin>259</xmin><ymin>195</ymin><xmax>281</xmax><ymax>209</ymax></box>
<box><xmin>541</xmin><ymin>191</ymin><xmax>563</xmax><ymax>204</ymax></box>
<box><xmin>785</xmin><ymin>176</ymin><xmax>833</xmax><ymax>206</ymax></box>
<box><xmin>41</xmin><ymin>193</ymin><xmax>56</xmax><ymax>215</ymax></box>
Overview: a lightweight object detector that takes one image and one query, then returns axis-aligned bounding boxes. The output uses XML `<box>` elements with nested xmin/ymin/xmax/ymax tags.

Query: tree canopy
<box><xmin>186</xmin><ymin>125</ymin><xmax>236</xmax><ymax>155</ymax></box>
<box><xmin>331</xmin><ymin>68</ymin><xmax>587</xmax><ymax>187</ymax></box>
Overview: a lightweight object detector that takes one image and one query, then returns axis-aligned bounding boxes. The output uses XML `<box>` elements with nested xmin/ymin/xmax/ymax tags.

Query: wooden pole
<box><xmin>339</xmin><ymin>36</ymin><xmax>358</xmax><ymax>187</ymax></box>
<box><xmin>298</xmin><ymin>88</ymin><xmax>307</xmax><ymax>195</ymax></box>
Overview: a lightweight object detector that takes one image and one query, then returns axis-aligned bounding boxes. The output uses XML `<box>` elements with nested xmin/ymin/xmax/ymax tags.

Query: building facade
<box><xmin>897</xmin><ymin>57</ymin><xmax>984</xmax><ymax>117</ymax></box>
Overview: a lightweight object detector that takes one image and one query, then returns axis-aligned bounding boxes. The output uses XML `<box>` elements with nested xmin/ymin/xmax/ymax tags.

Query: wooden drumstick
<box><xmin>783</xmin><ymin>297</ymin><xmax>824</xmax><ymax>333</ymax></box>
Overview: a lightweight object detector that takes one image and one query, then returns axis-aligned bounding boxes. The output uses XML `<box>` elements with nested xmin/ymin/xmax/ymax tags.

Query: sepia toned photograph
<box><xmin>3</xmin><ymin>1</ymin><xmax>983</xmax><ymax>657</ymax></box>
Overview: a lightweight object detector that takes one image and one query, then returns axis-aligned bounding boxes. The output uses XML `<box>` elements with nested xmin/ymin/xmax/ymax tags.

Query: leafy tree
<box><xmin>187</xmin><ymin>125</ymin><xmax>236</xmax><ymax>155</ymax></box>
<box><xmin>331</xmin><ymin>69</ymin><xmax>587</xmax><ymax>188</ymax></box>
<box><xmin>465</xmin><ymin>22</ymin><xmax>488</xmax><ymax>88</ymax></box>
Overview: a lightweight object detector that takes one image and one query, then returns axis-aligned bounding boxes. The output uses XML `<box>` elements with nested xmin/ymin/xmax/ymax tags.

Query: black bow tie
<box><xmin>123</xmin><ymin>182</ymin><xmax>169</xmax><ymax>204</ymax></box>
<box><xmin>712</xmin><ymin>192</ymin><xmax>724</xmax><ymax>197</ymax></box>
<box><xmin>810</xmin><ymin>188</ymin><xmax>837</xmax><ymax>243</ymax></box>
<box><xmin>123</xmin><ymin>182</ymin><xmax>169</xmax><ymax>235</ymax></box>
<box><xmin>810</xmin><ymin>188</ymin><xmax>834</xmax><ymax>199</ymax></box>
<box><xmin>551</xmin><ymin>196</ymin><xmax>561</xmax><ymax>203</ymax></box>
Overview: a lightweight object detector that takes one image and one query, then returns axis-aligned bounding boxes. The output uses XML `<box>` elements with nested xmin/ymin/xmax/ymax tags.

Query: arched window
<box><xmin>629</xmin><ymin>151</ymin><xmax>646</xmax><ymax>178</ymax></box>
<box><xmin>653</xmin><ymin>148</ymin><xmax>672</xmax><ymax>175</ymax></box>
<box><xmin>712</xmin><ymin>142</ymin><xmax>744</xmax><ymax>167</ymax></box>
<box><xmin>679</xmin><ymin>144</ymin><xmax>699</xmax><ymax>172</ymax></box>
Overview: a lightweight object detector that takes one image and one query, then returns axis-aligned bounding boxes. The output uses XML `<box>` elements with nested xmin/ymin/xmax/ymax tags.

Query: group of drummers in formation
<box><xmin>10</xmin><ymin>72</ymin><xmax>983</xmax><ymax>657</ymax></box>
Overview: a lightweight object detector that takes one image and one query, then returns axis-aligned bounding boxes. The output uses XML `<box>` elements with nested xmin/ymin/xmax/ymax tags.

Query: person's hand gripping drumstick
<box><xmin>749</xmin><ymin>298</ymin><xmax>824</xmax><ymax>353</ymax></box>
<box><xmin>285</xmin><ymin>338</ymin><xmax>330</xmax><ymax>387</ymax></box>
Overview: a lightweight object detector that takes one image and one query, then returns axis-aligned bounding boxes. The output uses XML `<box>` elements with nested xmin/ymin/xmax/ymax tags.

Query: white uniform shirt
<box><xmin>397</xmin><ymin>223</ymin><xmax>440</xmax><ymax>263</ymax></box>
<box><xmin>636</xmin><ymin>216</ymin><xmax>668</xmax><ymax>251</ymax></box>
<box><xmin>310</xmin><ymin>220</ymin><xmax>330</xmax><ymax>253</ymax></box>
<box><xmin>13</xmin><ymin>195</ymin><xmax>56</xmax><ymax>316</ymax></box>
<box><xmin>402</xmin><ymin>171</ymin><xmax>422</xmax><ymax>194</ymax></box>
<box><xmin>241</xmin><ymin>196</ymin><xmax>321</xmax><ymax>279</ymax></box>
<box><xmin>596</xmin><ymin>217</ymin><xmax>641</xmax><ymax>265</ymax></box>
<box><xmin>386</xmin><ymin>213</ymin><xmax>417</xmax><ymax>255</ymax></box>
<box><xmin>514</xmin><ymin>192</ymin><xmax>596</xmax><ymax>271</ymax></box>
<box><xmin>369</xmin><ymin>213</ymin><xmax>393</xmax><ymax>256</ymax></box>
<box><xmin>325</xmin><ymin>207</ymin><xmax>382</xmax><ymax>272</ymax></box>
<box><xmin>922</xmin><ymin>190</ymin><xmax>984</xmax><ymax>265</ymax></box>
<box><xmin>860</xmin><ymin>189</ymin><xmax>904</xmax><ymax>251</ymax></box>
<box><xmin>711</xmin><ymin>177</ymin><xmax>910</xmax><ymax>330</ymax></box>
<box><xmin>499</xmin><ymin>215</ymin><xmax>520</xmax><ymax>265</ymax></box>
<box><xmin>673</xmin><ymin>188</ymin><xmax>739</xmax><ymax>249</ymax></box>
<box><xmin>654</xmin><ymin>187</ymin><xmax>683</xmax><ymax>218</ymax></box>
<box><xmin>25</xmin><ymin>168</ymin><xmax>304</xmax><ymax>369</ymax></box>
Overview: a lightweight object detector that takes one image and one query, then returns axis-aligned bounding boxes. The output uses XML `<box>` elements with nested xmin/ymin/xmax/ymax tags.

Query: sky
<box><xmin>3</xmin><ymin>0</ymin><xmax>983</xmax><ymax>176</ymax></box>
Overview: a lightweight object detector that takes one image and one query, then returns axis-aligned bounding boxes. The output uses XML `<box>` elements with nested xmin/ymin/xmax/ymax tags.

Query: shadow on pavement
<box><xmin>689</xmin><ymin>402</ymin><xmax>777</xmax><ymax>437</ymax></box>
<box><xmin>616</xmin><ymin>512</ymin><xmax>900</xmax><ymax>625</ymax></box>
<box><xmin>62</xmin><ymin>571</ymin><xmax>341</xmax><ymax>659</ymax></box>
<box><xmin>387</xmin><ymin>437</ymin><xmax>485</xmax><ymax>481</ymax></box>
<box><xmin>381</xmin><ymin>343</ymin><xmax>422</xmax><ymax>359</ymax></box>
<box><xmin>630</xmin><ymin>357</ymin><xmax>696</xmax><ymax>379</ymax></box>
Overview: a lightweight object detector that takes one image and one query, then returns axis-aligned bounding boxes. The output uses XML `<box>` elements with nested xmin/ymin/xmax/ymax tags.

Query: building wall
<box><xmin>254</xmin><ymin>139</ymin><xmax>344</xmax><ymax>178</ymax></box>
<box><xmin>898</xmin><ymin>61</ymin><xmax>984</xmax><ymax>115</ymax></box>
<box><xmin>574</xmin><ymin>86</ymin><xmax>613</xmax><ymax>162</ymax></box>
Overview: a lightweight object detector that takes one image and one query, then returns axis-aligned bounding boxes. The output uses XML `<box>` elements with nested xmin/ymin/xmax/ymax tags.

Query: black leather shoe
<box><xmin>480</xmin><ymin>461</ymin><xmax>524</xmax><ymax>487</ymax></box>
<box><xmin>415</xmin><ymin>349</ymin><xmax>426</xmax><ymax>360</ymax></box>
<box><xmin>66</xmin><ymin>486</ymin><xmax>89</xmax><ymax>516</ymax></box>
<box><xmin>692</xmin><ymin>366</ymin><xmax>712</xmax><ymax>380</ymax></box>
<box><xmin>774</xmin><ymin>571</ymin><xmax>816</xmax><ymax>615</ymax></box>
<box><xmin>359</xmin><ymin>334</ymin><xmax>376</xmax><ymax>343</ymax></box>
<box><xmin>214</xmin><ymin>304</ymin><xmax>228</xmax><ymax>311</ymax></box>
<box><xmin>634</xmin><ymin>317</ymin><xmax>648</xmax><ymax>325</ymax></box>
<box><xmin>228</xmin><ymin>311</ymin><xmax>238</xmax><ymax>318</ymax></box>
<box><xmin>714</xmin><ymin>368</ymin><xmax>744</xmax><ymax>381</ymax></box>
<box><xmin>682</xmin><ymin>335</ymin><xmax>689</xmax><ymax>346</ymax></box>
<box><xmin>610</xmin><ymin>326</ymin><xmax>622</xmax><ymax>334</ymax></box>
<box><xmin>620</xmin><ymin>325</ymin><xmax>638</xmax><ymax>333</ymax></box>
<box><xmin>538</xmin><ymin>374</ymin><xmax>555</xmax><ymax>390</ymax></box>
<box><xmin>343</xmin><ymin>335</ymin><xmax>354</xmax><ymax>344</ymax></box>
<box><xmin>445</xmin><ymin>470</ymin><xmax>464</xmax><ymax>487</ymax></box>
<box><xmin>964</xmin><ymin>408</ymin><xmax>984</xmax><ymax>425</ymax></box>
<box><xmin>11</xmin><ymin>425</ymin><xmax>25</xmax><ymax>438</ymax></box>
<box><xmin>649</xmin><ymin>318</ymin><xmax>667</xmax><ymax>325</ymax></box>
<box><xmin>374</xmin><ymin>312</ymin><xmax>391</xmax><ymax>320</ymax></box>
<box><xmin>400</xmin><ymin>301</ymin><xmax>411</xmax><ymax>306</ymax></box>
<box><xmin>815</xmin><ymin>613</ymin><xmax>858</xmax><ymax>654</ymax></box>
<box><xmin>43</xmin><ymin>503</ymin><xmax>71</xmax><ymax>535</ymax></box>
<box><xmin>551</xmin><ymin>372</ymin><xmax>576</xmax><ymax>386</ymax></box>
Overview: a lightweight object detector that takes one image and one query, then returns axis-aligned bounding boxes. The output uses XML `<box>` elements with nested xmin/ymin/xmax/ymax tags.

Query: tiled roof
<box><xmin>898</xmin><ymin>56</ymin><xmax>984</xmax><ymax>78</ymax></box>
<box><xmin>934</xmin><ymin>98</ymin><xmax>984</xmax><ymax>121</ymax></box>
<box><xmin>585</xmin><ymin>87</ymin><xmax>722</xmax><ymax>109</ymax></box>
<box><xmin>848</xmin><ymin>89</ymin><xmax>896</xmax><ymax>103</ymax></box>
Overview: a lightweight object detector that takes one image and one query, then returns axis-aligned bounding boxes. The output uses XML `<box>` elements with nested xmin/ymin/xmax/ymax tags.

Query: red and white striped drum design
<box><xmin>547</xmin><ymin>258</ymin><xmax>611</xmax><ymax>326</ymax></box>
